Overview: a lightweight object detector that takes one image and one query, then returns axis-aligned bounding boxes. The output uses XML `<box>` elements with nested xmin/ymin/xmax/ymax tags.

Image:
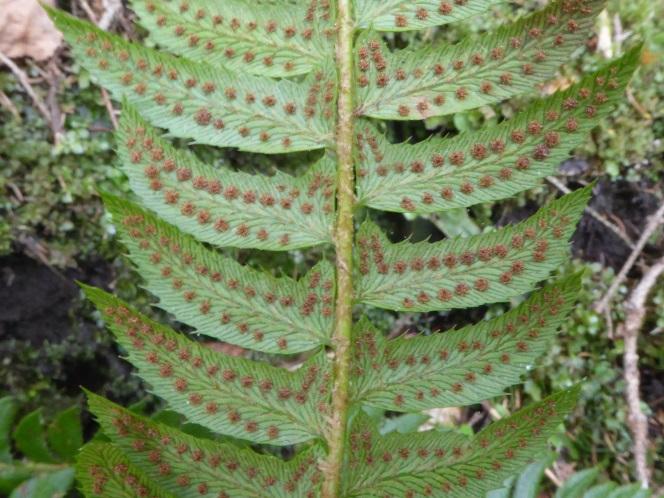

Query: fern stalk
<box><xmin>324</xmin><ymin>0</ymin><xmax>356</xmax><ymax>495</ymax></box>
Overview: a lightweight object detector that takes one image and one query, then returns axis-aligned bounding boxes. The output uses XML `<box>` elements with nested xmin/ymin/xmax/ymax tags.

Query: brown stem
<box><xmin>0</xmin><ymin>50</ymin><xmax>56</xmax><ymax>139</ymax></box>
<box><xmin>595</xmin><ymin>202</ymin><xmax>664</xmax><ymax>314</ymax></box>
<box><xmin>619</xmin><ymin>256</ymin><xmax>664</xmax><ymax>488</ymax></box>
<box><xmin>322</xmin><ymin>0</ymin><xmax>355</xmax><ymax>496</ymax></box>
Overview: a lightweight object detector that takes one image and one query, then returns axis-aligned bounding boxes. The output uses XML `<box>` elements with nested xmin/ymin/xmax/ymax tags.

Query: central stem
<box><xmin>323</xmin><ymin>0</ymin><xmax>355</xmax><ymax>496</ymax></box>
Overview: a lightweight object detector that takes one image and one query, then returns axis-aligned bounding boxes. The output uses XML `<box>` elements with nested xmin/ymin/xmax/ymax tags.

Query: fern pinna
<box><xmin>47</xmin><ymin>1</ymin><xmax>638</xmax><ymax>496</ymax></box>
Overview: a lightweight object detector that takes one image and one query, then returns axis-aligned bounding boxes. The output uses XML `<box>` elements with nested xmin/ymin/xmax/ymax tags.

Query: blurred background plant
<box><xmin>0</xmin><ymin>396</ymin><xmax>80</xmax><ymax>497</ymax></box>
<box><xmin>0</xmin><ymin>0</ymin><xmax>662</xmax><ymax>496</ymax></box>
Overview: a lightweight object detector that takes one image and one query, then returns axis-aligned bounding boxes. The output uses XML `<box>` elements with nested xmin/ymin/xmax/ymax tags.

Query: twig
<box><xmin>0</xmin><ymin>51</ymin><xmax>53</xmax><ymax>128</ymax></box>
<box><xmin>46</xmin><ymin>57</ymin><xmax>64</xmax><ymax>142</ymax></box>
<box><xmin>547</xmin><ymin>176</ymin><xmax>636</xmax><ymax>250</ymax></box>
<box><xmin>545</xmin><ymin>468</ymin><xmax>564</xmax><ymax>488</ymax></box>
<box><xmin>99</xmin><ymin>0</ymin><xmax>123</xmax><ymax>30</ymax></box>
<box><xmin>387</xmin><ymin>313</ymin><xmax>415</xmax><ymax>339</ymax></box>
<box><xmin>0</xmin><ymin>89</ymin><xmax>20</xmax><ymax>119</ymax></box>
<box><xmin>626</xmin><ymin>86</ymin><xmax>652</xmax><ymax>122</ymax></box>
<box><xmin>78</xmin><ymin>0</ymin><xmax>98</xmax><ymax>23</ymax></box>
<box><xmin>618</xmin><ymin>256</ymin><xmax>664</xmax><ymax>488</ymax></box>
<box><xmin>594</xmin><ymin>203</ymin><xmax>664</xmax><ymax>314</ymax></box>
<box><xmin>78</xmin><ymin>0</ymin><xmax>120</xmax><ymax>129</ymax></box>
<box><xmin>101</xmin><ymin>88</ymin><xmax>119</xmax><ymax>129</ymax></box>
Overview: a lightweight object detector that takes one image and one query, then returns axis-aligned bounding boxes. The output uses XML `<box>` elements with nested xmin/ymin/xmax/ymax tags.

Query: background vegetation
<box><xmin>0</xmin><ymin>0</ymin><xmax>662</xmax><ymax>496</ymax></box>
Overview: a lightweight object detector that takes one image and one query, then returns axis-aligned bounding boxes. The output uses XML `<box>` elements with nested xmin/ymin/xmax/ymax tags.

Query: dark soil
<box><xmin>0</xmin><ymin>254</ymin><xmax>139</xmax><ymax>410</ymax></box>
<box><xmin>574</xmin><ymin>178</ymin><xmax>663</xmax><ymax>269</ymax></box>
<box><xmin>0</xmin><ymin>254</ymin><xmax>81</xmax><ymax>345</ymax></box>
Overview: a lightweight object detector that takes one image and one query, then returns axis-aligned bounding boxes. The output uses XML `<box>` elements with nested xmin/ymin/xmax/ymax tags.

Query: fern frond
<box><xmin>356</xmin><ymin>187</ymin><xmax>590</xmax><ymax>311</ymax></box>
<box><xmin>342</xmin><ymin>387</ymin><xmax>580</xmax><ymax>497</ymax></box>
<box><xmin>83</xmin><ymin>286</ymin><xmax>331</xmax><ymax>445</ymax></box>
<box><xmin>103</xmin><ymin>195</ymin><xmax>334</xmax><ymax>354</ymax></box>
<box><xmin>47</xmin><ymin>0</ymin><xmax>642</xmax><ymax>492</ymax></box>
<box><xmin>131</xmin><ymin>0</ymin><xmax>335</xmax><ymax>78</ymax></box>
<box><xmin>351</xmin><ymin>274</ymin><xmax>581</xmax><ymax>411</ymax></box>
<box><xmin>77</xmin><ymin>443</ymin><xmax>174</xmax><ymax>498</ymax></box>
<box><xmin>47</xmin><ymin>9</ymin><xmax>335</xmax><ymax>153</ymax></box>
<box><xmin>356</xmin><ymin>0</ymin><xmax>504</xmax><ymax>31</ymax></box>
<box><xmin>356</xmin><ymin>0</ymin><xmax>605</xmax><ymax>120</ymax></box>
<box><xmin>87</xmin><ymin>393</ymin><xmax>324</xmax><ymax>497</ymax></box>
<box><xmin>356</xmin><ymin>49</ymin><xmax>639</xmax><ymax>213</ymax></box>
<box><xmin>118</xmin><ymin>105</ymin><xmax>335</xmax><ymax>250</ymax></box>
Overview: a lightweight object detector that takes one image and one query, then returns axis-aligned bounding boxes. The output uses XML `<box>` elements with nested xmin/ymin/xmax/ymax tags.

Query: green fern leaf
<box><xmin>356</xmin><ymin>49</ymin><xmax>639</xmax><ymax>213</ymax></box>
<box><xmin>118</xmin><ymin>105</ymin><xmax>335</xmax><ymax>250</ymax></box>
<box><xmin>356</xmin><ymin>187</ymin><xmax>589</xmax><ymax>311</ymax></box>
<box><xmin>47</xmin><ymin>9</ymin><xmax>335</xmax><ymax>153</ymax></box>
<box><xmin>131</xmin><ymin>0</ymin><xmax>335</xmax><ymax>78</ymax></box>
<box><xmin>77</xmin><ymin>443</ymin><xmax>175</xmax><ymax>498</ymax></box>
<box><xmin>356</xmin><ymin>0</ymin><xmax>504</xmax><ymax>31</ymax></box>
<box><xmin>356</xmin><ymin>0</ymin><xmax>605</xmax><ymax>120</ymax></box>
<box><xmin>342</xmin><ymin>387</ymin><xmax>580</xmax><ymax>497</ymax></box>
<box><xmin>83</xmin><ymin>286</ymin><xmax>331</xmax><ymax>445</ymax></box>
<box><xmin>103</xmin><ymin>195</ymin><xmax>334</xmax><ymax>354</ymax></box>
<box><xmin>351</xmin><ymin>274</ymin><xmax>580</xmax><ymax>411</ymax></box>
<box><xmin>87</xmin><ymin>393</ymin><xmax>324</xmax><ymax>497</ymax></box>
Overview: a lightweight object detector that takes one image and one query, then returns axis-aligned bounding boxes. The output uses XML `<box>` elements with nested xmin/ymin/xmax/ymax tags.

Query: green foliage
<box><xmin>85</xmin><ymin>393</ymin><xmax>324</xmax><ymax>497</ymax></box>
<box><xmin>524</xmin><ymin>261</ymin><xmax>663</xmax><ymax>484</ymax></box>
<box><xmin>351</xmin><ymin>275</ymin><xmax>581</xmax><ymax>411</ymax></box>
<box><xmin>131</xmin><ymin>0</ymin><xmax>336</xmax><ymax>78</ymax></box>
<box><xmin>355</xmin><ymin>0</ymin><xmax>504</xmax><ymax>31</ymax></box>
<box><xmin>83</xmin><ymin>286</ymin><xmax>331</xmax><ymax>445</ymax></box>
<box><xmin>356</xmin><ymin>187</ymin><xmax>589</xmax><ymax>312</ymax></box>
<box><xmin>343</xmin><ymin>387</ymin><xmax>579</xmax><ymax>497</ymax></box>
<box><xmin>44</xmin><ymin>0</ymin><xmax>642</xmax><ymax>495</ymax></box>
<box><xmin>355</xmin><ymin>0</ymin><xmax>606</xmax><ymax>120</ymax></box>
<box><xmin>102</xmin><ymin>194</ymin><xmax>335</xmax><ymax>354</ymax></box>
<box><xmin>0</xmin><ymin>396</ymin><xmax>80</xmax><ymax>497</ymax></box>
<box><xmin>488</xmin><ymin>460</ymin><xmax>651</xmax><ymax>498</ymax></box>
<box><xmin>117</xmin><ymin>106</ymin><xmax>336</xmax><ymax>250</ymax></box>
<box><xmin>356</xmin><ymin>51</ymin><xmax>639</xmax><ymax>213</ymax></box>
<box><xmin>49</xmin><ymin>10</ymin><xmax>336</xmax><ymax>154</ymax></box>
<box><xmin>0</xmin><ymin>67</ymin><xmax>117</xmax><ymax>266</ymax></box>
<box><xmin>586</xmin><ymin>0</ymin><xmax>664</xmax><ymax>180</ymax></box>
<box><xmin>77</xmin><ymin>443</ymin><xmax>176</xmax><ymax>498</ymax></box>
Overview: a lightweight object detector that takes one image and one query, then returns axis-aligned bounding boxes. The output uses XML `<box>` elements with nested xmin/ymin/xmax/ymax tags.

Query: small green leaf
<box><xmin>83</xmin><ymin>287</ymin><xmax>331</xmax><ymax>446</ymax></box>
<box><xmin>606</xmin><ymin>484</ymin><xmax>651</xmax><ymax>498</ymax></box>
<box><xmin>429</xmin><ymin>209</ymin><xmax>481</xmax><ymax>238</ymax></box>
<box><xmin>583</xmin><ymin>482</ymin><xmax>618</xmax><ymax>498</ymax></box>
<box><xmin>87</xmin><ymin>394</ymin><xmax>324</xmax><ymax>497</ymax></box>
<box><xmin>0</xmin><ymin>397</ymin><xmax>18</xmax><ymax>464</ymax></box>
<box><xmin>356</xmin><ymin>0</ymin><xmax>606</xmax><ymax>120</ymax></box>
<box><xmin>356</xmin><ymin>187</ymin><xmax>590</xmax><ymax>312</ymax></box>
<box><xmin>487</xmin><ymin>486</ymin><xmax>513</xmax><ymax>498</ymax></box>
<box><xmin>76</xmin><ymin>443</ymin><xmax>175</xmax><ymax>498</ymax></box>
<box><xmin>46</xmin><ymin>406</ymin><xmax>84</xmax><ymax>462</ymax></box>
<box><xmin>103</xmin><ymin>195</ymin><xmax>335</xmax><ymax>354</ymax></box>
<box><xmin>0</xmin><ymin>465</ymin><xmax>32</xmax><ymax>495</ymax></box>
<box><xmin>380</xmin><ymin>413</ymin><xmax>430</xmax><ymax>435</ymax></box>
<box><xmin>8</xmin><ymin>468</ymin><xmax>74</xmax><ymax>498</ymax></box>
<box><xmin>131</xmin><ymin>0</ymin><xmax>335</xmax><ymax>77</ymax></box>
<box><xmin>13</xmin><ymin>410</ymin><xmax>56</xmax><ymax>464</ymax></box>
<box><xmin>356</xmin><ymin>0</ymin><xmax>505</xmax><ymax>31</ymax></box>
<box><xmin>555</xmin><ymin>468</ymin><xmax>601</xmax><ymax>498</ymax></box>
<box><xmin>512</xmin><ymin>458</ymin><xmax>552</xmax><ymax>498</ymax></box>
